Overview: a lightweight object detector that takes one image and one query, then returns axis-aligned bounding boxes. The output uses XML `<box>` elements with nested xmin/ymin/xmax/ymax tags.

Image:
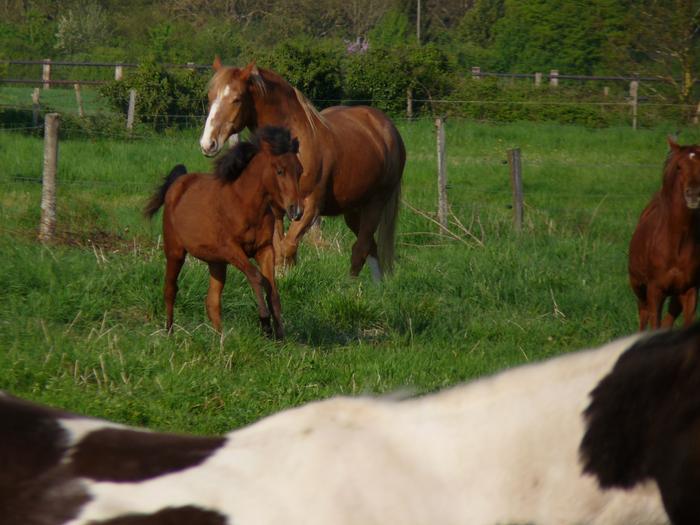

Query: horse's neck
<box><xmin>659</xmin><ymin>183</ymin><xmax>699</xmax><ymax>236</ymax></box>
<box><xmin>254</xmin><ymin>80</ymin><xmax>326</xmax><ymax>170</ymax></box>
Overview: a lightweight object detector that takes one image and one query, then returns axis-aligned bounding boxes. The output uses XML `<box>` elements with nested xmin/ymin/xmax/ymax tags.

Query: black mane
<box><xmin>214</xmin><ymin>126</ymin><xmax>298</xmax><ymax>182</ymax></box>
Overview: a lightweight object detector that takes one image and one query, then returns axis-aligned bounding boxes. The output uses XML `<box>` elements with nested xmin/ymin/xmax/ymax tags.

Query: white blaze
<box><xmin>199</xmin><ymin>96</ymin><xmax>222</xmax><ymax>152</ymax></box>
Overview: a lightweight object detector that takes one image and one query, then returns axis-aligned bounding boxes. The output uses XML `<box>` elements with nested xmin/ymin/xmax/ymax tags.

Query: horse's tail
<box><xmin>377</xmin><ymin>134</ymin><xmax>405</xmax><ymax>275</ymax></box>
<box><xmin>580</xmin><ymin>323</ymin><xmax>700</xmax><ymax>490</ymax></box>
<box><xmin>143</xmin><ymin>164</ymin><xmax>188</xmax><ymax>219</ymax></box>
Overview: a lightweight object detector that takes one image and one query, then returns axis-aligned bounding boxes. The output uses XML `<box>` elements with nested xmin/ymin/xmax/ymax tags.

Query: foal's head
<box><xmin>200</xmin><ymin>57</ymin><xmax>265</xmax><ymax>157</ymax></box>
<box><xmin>667</xmin><ymin>138</ymin><xmax>700</xmax><ymax>209</ymax></box>
<box><xmin>215</xmin><ymin>126</ymin><xmax>304</xmax><ymax>221</ymax></box>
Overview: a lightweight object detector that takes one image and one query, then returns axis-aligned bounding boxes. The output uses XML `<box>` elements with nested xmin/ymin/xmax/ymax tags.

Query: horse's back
<box><xmin>318</xmin><ymin>105</ymin><xmax>404</xmax><ymax>210</ymax></box>
<box><xmin>321</xmin><ymin>105</ymin><xmax>405</xmax><ymax>171</ymax></box>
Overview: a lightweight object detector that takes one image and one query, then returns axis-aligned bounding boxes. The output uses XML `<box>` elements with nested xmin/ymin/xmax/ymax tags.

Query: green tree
<box><xmin>492</xmin><ymin>0</ymin><xmax>618</xmax><ymax>74</ymax></box>
<box><xmin>614</xmin><ymin>0</ymin><xmax>700</xmax><ymax>103</ymax></box>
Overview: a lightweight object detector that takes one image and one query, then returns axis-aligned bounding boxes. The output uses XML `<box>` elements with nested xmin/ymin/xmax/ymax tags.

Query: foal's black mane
<box><xmin>214</xmin><ymin>126</ymin><xmax>299</xmax><ymax>182</ymax></box>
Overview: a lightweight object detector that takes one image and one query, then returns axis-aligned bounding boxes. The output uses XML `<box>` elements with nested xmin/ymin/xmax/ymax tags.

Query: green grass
<box><xmin>1</xmin><ymin>118</ymin><xmax>699</xmax><ymax>436</ymax></box>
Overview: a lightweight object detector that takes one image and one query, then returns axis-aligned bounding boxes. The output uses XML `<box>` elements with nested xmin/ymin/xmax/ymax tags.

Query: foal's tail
<box><xmin>143</xmin><ymin>164</ymin><xmax>188</xmax><ymax>219</ymax></box>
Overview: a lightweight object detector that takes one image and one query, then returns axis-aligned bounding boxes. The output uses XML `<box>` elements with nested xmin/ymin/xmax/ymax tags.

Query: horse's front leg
<box><xmin>272</xmin><ymin>212</ymin><xmax>286</xmax><ymax>268</ymax></box>
<box><xmin>647</xmin><ymin>285</ymin><xmax>667</xmax><ymax>330</ymax></box>
<box><xmin>277</xmin><ymin>193</ymin><xmax>320</xmax><ymax>267</ymax></box>
<box><xmin>255</xmin><ymin>244</ymin><xmax>284</xmax><ymax>339</ymax></box>
<box><xmin>680</xmin><ymin>287</ymin><xmax>698</xmax><ymax>327</ymax></box>
<box><xmin>224</xmin><ymin>245</ymin><xmax>273</xmax><ymax>337</ymax></box>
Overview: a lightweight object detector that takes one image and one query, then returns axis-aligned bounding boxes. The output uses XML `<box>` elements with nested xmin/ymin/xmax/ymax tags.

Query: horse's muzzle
<box><xmin>288</xmin><ymin>204</ymin><xmax>304</xmax><ymax>221</ymax></box>
<box><xmin>684</xmin><ymin>187</ymin><xmax>700</xmax><ymax>209</ymax></box>
<box><xmin>200</xmin><ymin>139</ymin><xmax>220</xmax><ymax>158</ymax></box>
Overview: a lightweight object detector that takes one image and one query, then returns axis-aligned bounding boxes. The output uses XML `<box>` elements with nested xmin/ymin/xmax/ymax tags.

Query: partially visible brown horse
<box><xmin>198</xmin><ymin>58</ymin><xmax>405</xmax><ymax>280</ymax></box>
<box><xmin>145</xmin><ymin>126</ymin><xmax>303</xmax><ymax>338</ymax></box>
<box><xmin>629</xmin><ymin>138</ymin><xmax>700</xmax><ymax>330</ymax></box>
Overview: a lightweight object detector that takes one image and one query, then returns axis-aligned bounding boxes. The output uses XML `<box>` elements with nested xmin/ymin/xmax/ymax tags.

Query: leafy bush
<box><xmin>262</xmin><ymin>38</ymin><xmax>344</xmax><ymax>108</ymax></box>
<box><xmin>343</xmin><ymin>43</ymin><xmax>452</xmax><ymax>116</ymax></box>
<box><xmin>99</xmin><ymin>61</ymin><xmax>207</xmax><ymax>130</ymax></box>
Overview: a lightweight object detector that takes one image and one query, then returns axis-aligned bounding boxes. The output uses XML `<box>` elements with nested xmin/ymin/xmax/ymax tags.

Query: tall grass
<box><xmin>1</xmin><ymin>118</ymin><xmax>699</xmax><ymax>435</ymax></box>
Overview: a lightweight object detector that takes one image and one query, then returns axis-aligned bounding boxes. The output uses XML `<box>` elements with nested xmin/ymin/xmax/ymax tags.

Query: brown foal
<box><xmin>145</xmin><ymin>126</ymin><xmax>303</xmax><ymax>338</ymax></box>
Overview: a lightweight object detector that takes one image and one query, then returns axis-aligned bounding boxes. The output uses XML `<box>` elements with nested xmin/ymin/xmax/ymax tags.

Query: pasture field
<box><xmin>1</xmin><ymin>114</ymin><xmax>699</xmax><ymax>435</ymax></box>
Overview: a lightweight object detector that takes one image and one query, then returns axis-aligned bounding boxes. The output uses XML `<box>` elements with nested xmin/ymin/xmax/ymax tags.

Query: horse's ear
<box><xmin>243</xmin><ymin>61</ymin><xmax>266</xmax><ymax>96</ymax></box>
<box><xmin>213</xmin><ymin>55</ymin><xmax>222</xmax><ymax>71</ymax></box>
<box><xmin>668</xmin><ymin>136</ymin><xmax>681</xmax><ymax>153</ymax></box>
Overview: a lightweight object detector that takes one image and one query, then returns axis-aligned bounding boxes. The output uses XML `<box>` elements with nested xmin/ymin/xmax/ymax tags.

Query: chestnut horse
<box><xmin>145</xmin><ymin>126</ymin><xmax>303</xmax><ymax>338</ymax></box>
<box><xmin>629</xmin><ymin>138</ymin><xmax>700</xmax><ymax>330</ymax></box>
<box><xmin>199</xmin><ymin>59</ymin><xmax>405</xmax><ymax>280</ymax></box>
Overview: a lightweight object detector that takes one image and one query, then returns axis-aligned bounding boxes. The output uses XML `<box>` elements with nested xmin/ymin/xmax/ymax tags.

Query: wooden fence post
<box><xmin>114</xmin><ymin>64</ymin><xmax>123</xmax><ymax>81</ymax></box>
<box><xmin>39</xmin><ymin>113</ymin><xmax>59</xmax><ymax>243</ymax></box>
<box><xmin>630</xmin><ymin>80</ymin><xmax>639</xmax><ymax>130</ymax></box>
<box><xmin>603</xmin><ymin>86</ymin><xmax>609</xmax><ymax>97</ymax></box>
<box><xmin>32</xmin><ymin>88</ymin><xmax>41</xmax><ymax>127</ymax></box>
<box><xmin>534</xmin><ymin>72</ymin><xmax>542</xmax><ymax>86</ymax></box>
<box><xmin>126</xmin><ymin>89</ymin><xmax>136</xmax><ymax>130</ymax></box>
<box><xmin>435</xmin><ymin>117</ymin><xmax>448</xmax><ymax>230</ymax></box>
<box><xmin>694</xmin><ymin>101</ymin><xmax>700</xmax><ymax>125</ymax></box>
<box><xmin>42</xmin><ymin>58</ymin><xmax>52</xmax><ymax>89</ymax></box>
<box><xmin>549</xmin><ymin>69</ymin><xmax>559</xmax><ymax>88</ymax></box>
<box><xmin>74</xmin><ymin>83</ymin><xmax>84</xmax><ymax>117</ymax></box>
<box><xmin>471</xmin><ymin>66</ymin><xmax>481</xmax><ymax>80</ymax></box>
<box><xmin>406</xmin><ymin>87</ymin><xmax>413</xmax><ymax>119</ymax></box>
<box><xmin>507</xmin><ymin>148</ymin><xmax>524</xmax><ymax>232</ymax></box>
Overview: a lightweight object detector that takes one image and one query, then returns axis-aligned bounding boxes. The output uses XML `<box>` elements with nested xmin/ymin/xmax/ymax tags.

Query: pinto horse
<box><xmin>145</xmin><ymin>126</ymin><xmax>303</xmax><ymax>338</ymax></box>
<box><xmin>1</xmin><ymin>335</ymin><xmax>675</xmax><ymax>525</ymax></box>
<box><xmin>199</xmin><ymin>59</ymin><xmax>405</xmax><ymax>280</ymax></box>
<box><xmin>629</xmin><ymin>138</ymin><xmax>700</xmax><ymax>330</ymax></box>
<box><xmin>581</xmin><ymin>322</ymin><xmax>700</xmax><ymax>525</ymax></box>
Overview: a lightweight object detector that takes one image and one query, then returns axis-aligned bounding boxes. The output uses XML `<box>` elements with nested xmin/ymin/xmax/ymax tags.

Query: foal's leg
<box><xmin>255</xmin><ymin>244</ymin><xmax>284</xmax><ymax>339</ymax></box>
<box><xmin>164</xmin><ymin>253</ymin><xmax>185</xmax><ymax>333</ymax></box>
<box><xmin>223</xmin><ymin>244</ymin><xmax>273</xmax><ymax>337</ymax></box>
<box><xmin>205</xmin><ymin>262</ymin><xmax>227</xmax><ymax>332</ymax></box>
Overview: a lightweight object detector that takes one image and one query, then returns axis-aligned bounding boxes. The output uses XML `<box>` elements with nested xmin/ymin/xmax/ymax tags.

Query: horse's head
<box><xmin>669</xmin><ymin>138</ymin><xmax>700</xmax><ymax>209</ymax></box>
<box><xmin>200</xmin><ymin>58</ymin><xmax>264</xmax><ymax>157</ymax></box>
<box><xmin>255</xmin><ymin>127</ymin><xmax>304</xmax><ymax>221</ymax></box>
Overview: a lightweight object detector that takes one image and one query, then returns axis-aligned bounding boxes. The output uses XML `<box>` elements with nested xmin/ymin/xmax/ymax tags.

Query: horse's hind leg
<box><xmin>206</xmin><ymin>262</ymin><xmax>227</xmax><ymax>332</ymax></box>
<box><xmin>164</xmin><ymin>253</ymin><xmax>185</xmax><ymax>333</ymax></box>
<box><xmin>344</xmin><ymin>206</ymin><xmax>381</xmax><ymax>280</ymax></box>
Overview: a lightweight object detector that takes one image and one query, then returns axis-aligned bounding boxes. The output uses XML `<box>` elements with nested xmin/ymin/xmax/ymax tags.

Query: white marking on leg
<box><xmin>367</xmin><ymin>256</ymin><xmax>382</xmax><ymax>282</ymax></box>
